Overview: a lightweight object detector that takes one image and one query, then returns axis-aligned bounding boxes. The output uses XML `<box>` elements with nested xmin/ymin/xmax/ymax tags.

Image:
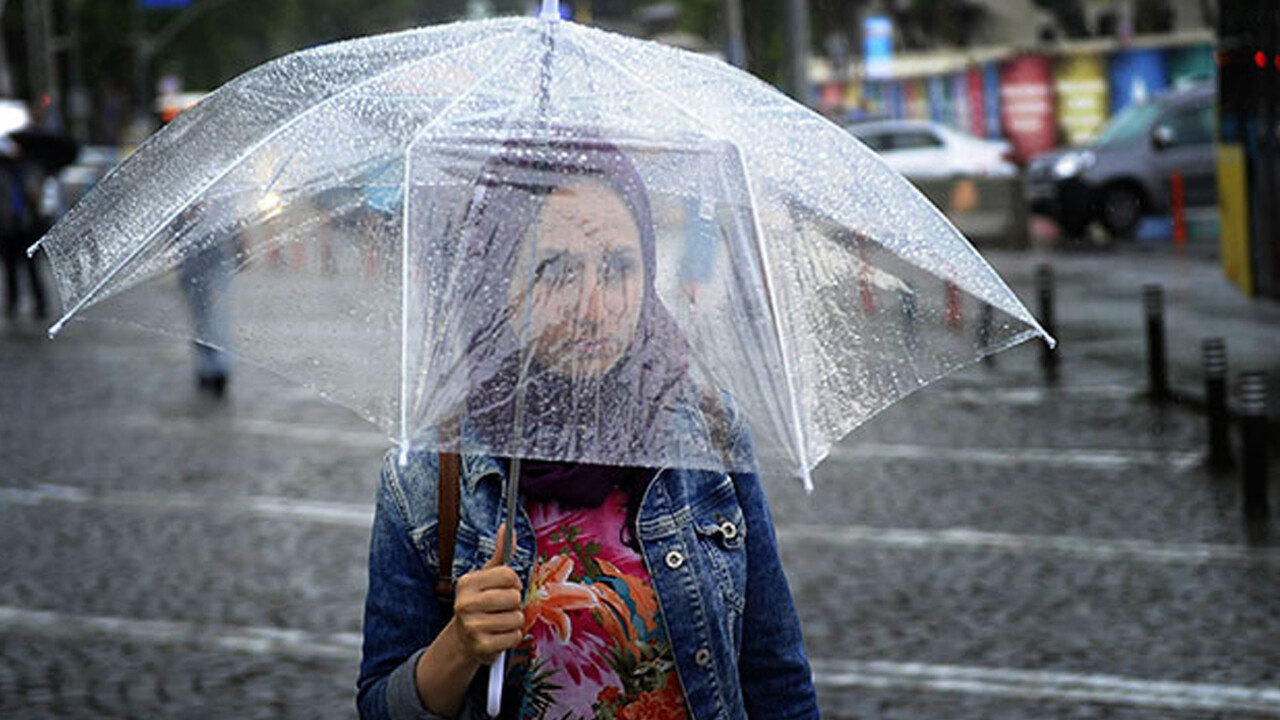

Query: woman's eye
<box><xmin>601</xmin><ymin>256</ymin><xmax>636</xmax><ymax>284</ymax></box>
<box><xmin>534</xmin><ymin>256</ymin><xmax>580</xmax><ymax>287</ymax></box>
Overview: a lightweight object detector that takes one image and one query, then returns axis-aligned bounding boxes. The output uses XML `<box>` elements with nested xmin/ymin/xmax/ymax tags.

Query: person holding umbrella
<box><xmin>356</xmin><ymin>136</ymin><xmax>820</xmax><ymax>720</ymax></box>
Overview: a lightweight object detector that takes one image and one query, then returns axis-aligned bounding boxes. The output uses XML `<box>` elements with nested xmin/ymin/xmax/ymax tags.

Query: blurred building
<box><xmin>810</xmin><ymin>0</ymin><xmax>1216</xmax><ymax>163</ymax></box>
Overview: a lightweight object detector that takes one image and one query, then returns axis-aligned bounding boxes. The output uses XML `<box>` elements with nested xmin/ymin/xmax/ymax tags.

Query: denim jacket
<box><xmin>356</xmin><ymin>447</ymin><xmax>820</xmax><ymax>720</ymax></box>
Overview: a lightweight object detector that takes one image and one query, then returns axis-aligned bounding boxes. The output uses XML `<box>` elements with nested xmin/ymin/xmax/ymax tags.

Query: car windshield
<box><xmin>1093</xmin><ymin>102</ymin><xmax>1162</xmax><ymax>148</ymax></box>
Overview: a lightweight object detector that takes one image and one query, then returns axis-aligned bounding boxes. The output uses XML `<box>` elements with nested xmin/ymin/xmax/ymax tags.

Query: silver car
<box><xmin>847</xmin><ymin>118</ymin><xmax>1017</xmax><ymax>180</ymax></box>
<box><xmin>1025</xmin><ymin>83</ymin><xmax>1216</xmax><ymax>238</ymax></box>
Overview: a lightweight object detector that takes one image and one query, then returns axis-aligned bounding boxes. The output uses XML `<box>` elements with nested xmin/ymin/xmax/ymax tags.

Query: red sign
<box><xmin>999</xmin><ymin>55</ymin><xmax>1057</xmax><ymax>162</ymax></box>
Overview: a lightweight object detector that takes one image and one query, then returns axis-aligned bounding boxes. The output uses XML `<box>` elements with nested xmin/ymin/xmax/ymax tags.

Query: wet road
<box><xmin>2</xmin><ymin>248</ymin><xmax>1278</xmax><ymax>719</ymax></box>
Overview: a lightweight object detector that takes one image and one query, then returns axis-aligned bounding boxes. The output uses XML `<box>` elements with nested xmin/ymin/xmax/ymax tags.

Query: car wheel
<box><xmin>1099</xmin><ymin>184</ymin><xmax>1143</xmax><ymax>238</ymax></box>
<box><xmin>1060</xmin><ymin>216</ymin><xmax>1089</xmax><ymax>239</ymax></box>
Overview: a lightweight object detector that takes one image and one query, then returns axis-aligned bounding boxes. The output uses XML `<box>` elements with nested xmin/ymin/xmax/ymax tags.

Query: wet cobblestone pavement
<box><xmin>2</xmin><ymin>248</ymin><xmax>1278</xmax><ymax>718</ymax></box>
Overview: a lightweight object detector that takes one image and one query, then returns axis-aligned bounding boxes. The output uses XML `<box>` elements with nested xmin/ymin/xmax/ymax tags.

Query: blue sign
<box><xmin>141</xmin><ymin>0</ymin><xmax>193</xmax><ymax>8</ymax></box>
<box><xmin>983</xmin><ymin>63</ymin><xmax>1001</xmax><ymax>138</ymax></box>
<box><xmin>1108</xmin><ymin>49</ymin><xmax>1169</xmax><ymax>114</ymax></box>
<box><xmin>863</xmin><ymin>16</ymin><xmax>893</xmax><ymax>80</ymax></box>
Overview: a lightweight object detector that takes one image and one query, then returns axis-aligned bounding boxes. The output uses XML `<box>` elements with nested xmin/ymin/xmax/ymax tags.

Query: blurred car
<box><xmin>59</xmin><ymin>145</ymin><xmax>123</xmax><ymax>210</ymax></box>
<box><xmin>846</xmin><ymin>118</ymin><xmax>1017</xmax><ymax>179</ymax></box>
<box><xmin>1025</xmin><ymin>83</ymin><xmax>1216</xmax><ymax>238</ymax></box>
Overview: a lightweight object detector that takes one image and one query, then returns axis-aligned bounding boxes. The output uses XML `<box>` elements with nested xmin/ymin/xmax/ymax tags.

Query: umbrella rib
<box><xmin>576</xmin><ymin>31</ymin><xmax>718</xmax><ymax>136</ymax></box>
<box><xmin>48</xmin><ymin>25</ymin><xmax>525</xmax><ymax>336</ymax></box>
<box><xmin>580</xmin><ymin>33</ymin><xmax>813</xmax><ymax>486</ymax></box>
<box><xmin>719</xmin><ymin>147</ymin><xmax>813</xmax><ymax>490</ymax></box>
<box><xmin>397</xmin><ymin>35</ymin><xmax>538</xmax><ymax>463</ymax></box>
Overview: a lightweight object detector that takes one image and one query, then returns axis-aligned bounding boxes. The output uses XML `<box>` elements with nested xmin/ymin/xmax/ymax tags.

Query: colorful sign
<box><xmin>966</xmin><ymin>68</ymin><xmax>986</xmax><ymax>136</ymax></box>
<box><xmin>983</xmin><ymin>63</ymin><xmax>1001</xmax><ymax>138</ymax></box>
<box><xmin>864</xmin><ymin>17</ymin><xmax>894</xmax><ymax>80</ymax></box>
<box><xmin>1108</xmin><ymin>48</ymin><xmax>1169</xmax><ymax>113</ymax></box>
<box><xmin>1054</xmin><ymin>53</ymin><xmax>1109</xmax><ymax>146</ymax></box>
<box><xmin>905</xmin><ymin>77</ymin><xmax>928</xmax><ymax>119</ymax></box>
<box><xmin>999</xmin><ymin>55</ymin><xmax>1057</xmax><ymax>161</ymax></box>
<box><xmin>1168</xmin><ymin>46</ymin><xmax>1214</xmax><ymax>88</ymax></box>
<box><xmin>928</xmin><ymin>75</ymin><xmax>949</xmax><ymax>125</ymax></box>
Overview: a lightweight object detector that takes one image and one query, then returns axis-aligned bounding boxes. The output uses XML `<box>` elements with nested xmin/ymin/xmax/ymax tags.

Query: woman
<box><xmin>357</xmin><ymin>135</ymin><xmax>819</xmax><ymax>720</ymax></box>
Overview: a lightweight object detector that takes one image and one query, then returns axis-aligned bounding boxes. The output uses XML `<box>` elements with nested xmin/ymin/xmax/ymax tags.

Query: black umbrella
<box><xmin>7</xmin><ymin>129</ymin><xmax>79</xmax><ymax>173</ymax></box>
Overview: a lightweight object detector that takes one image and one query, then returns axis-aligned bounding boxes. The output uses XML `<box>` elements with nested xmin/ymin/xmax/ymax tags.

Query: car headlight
<box><xmin>1052</xmin><ymin>151</ymin><xmax>1095</xmax><ymax>179</ymax></box>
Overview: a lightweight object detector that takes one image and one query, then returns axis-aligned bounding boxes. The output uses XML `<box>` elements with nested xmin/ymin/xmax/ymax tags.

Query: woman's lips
<box><xmin>573</xmin><ymin>339</ymin><xmax>610</xmax><ymax>356</ymax></box>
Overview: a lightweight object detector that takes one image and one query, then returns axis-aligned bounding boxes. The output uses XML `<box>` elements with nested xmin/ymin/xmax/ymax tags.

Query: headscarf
<box><xmin>458</xmin><ymin>131</ymin><xmax>690</xmax><ymax>506</ymax></box>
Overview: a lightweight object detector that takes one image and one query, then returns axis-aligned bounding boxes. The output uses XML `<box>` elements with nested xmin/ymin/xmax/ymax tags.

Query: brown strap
<box><xmin>435</xmin><ymin>452</ymin><xmax>461</xmax><ymax>601</ymax></box>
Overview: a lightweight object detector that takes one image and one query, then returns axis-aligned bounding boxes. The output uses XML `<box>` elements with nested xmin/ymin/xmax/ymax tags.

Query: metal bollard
<box><xmin>979</xmin><ymin>302</ymin><xmax>995</xmax><ymax>364</ymax></box>
<box><xmin>1203</xmin><ymin>339</ymin><xmax>1233</xmax><ymax>470</ymax></box>
<box><xmin>1037</xmin><ymin>265</ymin><xmax>1058</xmax><ymax>381</ymax></box>
<box><xmin>1144</xmin><ymin>285</ymin><xmax>1168</xmax><ymax>402</ymax></box>
<box><xmin>899</xmin><ymin>287</ymin><xmax>918</xmax><ymax>354</ymax></box>
<box><xmin>1240</xmin><ymin>372</ymin><xmax>1270</xmax><ymax>519</ymax></box>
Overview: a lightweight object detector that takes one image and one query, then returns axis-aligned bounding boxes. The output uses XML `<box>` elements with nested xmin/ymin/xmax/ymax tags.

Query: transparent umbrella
<box><xmin>33</xmin><ymin>1</ymin><xmax>1052</xmax><ymax>712</ymax></box>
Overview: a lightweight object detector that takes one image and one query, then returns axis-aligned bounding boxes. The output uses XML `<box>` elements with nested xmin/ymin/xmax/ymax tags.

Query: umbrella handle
<box><xmin>486</xmin><ymin>651</ymin><xmax>506</xmax><ymax>717</ymax></box>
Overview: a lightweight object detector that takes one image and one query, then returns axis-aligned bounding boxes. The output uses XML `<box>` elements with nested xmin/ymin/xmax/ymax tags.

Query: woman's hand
<box><xmin>415</xmin><ymin>524</ymin><xmax>525</xmax><ymax>717</ymax></box>
<box><xmin>450</xmin><ymin>523</ymin><xmax>525</xmax><ymax>665</ymax></box>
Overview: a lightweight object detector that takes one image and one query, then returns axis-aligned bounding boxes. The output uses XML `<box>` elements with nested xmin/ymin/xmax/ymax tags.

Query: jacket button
<box><xmin>694</xmin><ymin>648</ymin><xmax>712</xmax><ymax>667</ymax></box>
<box><xmin>719</xmin><ymin>521</ymin><xmax>738</xmax><ymax>540</ymax></box>
<box><xmin>664</xmin><ymin>550</ymin><xmax>685</xmax><ymax>569</ymax></box>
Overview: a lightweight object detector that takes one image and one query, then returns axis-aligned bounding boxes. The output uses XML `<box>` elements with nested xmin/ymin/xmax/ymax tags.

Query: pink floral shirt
<box><xmin>514</xmin><ymin>489</ymin><xmax>690</xmax><ymax>720</ymax></box>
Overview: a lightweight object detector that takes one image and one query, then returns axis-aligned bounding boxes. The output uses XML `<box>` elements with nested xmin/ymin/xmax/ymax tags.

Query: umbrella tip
<box><xmin>539</xmin><ymin>0</ymin><xmax>560</xmax><ymax>20</ymax></box>
<box><xmin>47</xmin><ymin>318</ymin><xmax>65</xmax><ymax>339</ymax></box>
<box><xmin>25</xmin><ymin>240</ymin><xmax>41</xmax><ymax>258</ymax></box>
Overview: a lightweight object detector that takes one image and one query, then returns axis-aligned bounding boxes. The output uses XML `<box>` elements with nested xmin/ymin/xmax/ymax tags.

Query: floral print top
<box><xmin>514</xmin><ymin>488</ymin><xmax>690</xmax><ymax>720</ymax></box>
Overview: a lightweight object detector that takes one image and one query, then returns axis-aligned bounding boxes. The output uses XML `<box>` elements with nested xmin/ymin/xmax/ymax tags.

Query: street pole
<box><xmin>0</xmin><ymin>0</ymin><xmax>13</xmax><ymax>96</ymax></box>
<box><xmin>24</xmin><ymin>0</ymin><xmax>59</xmax><ymax>122</ymax></box>
<box><xmin>722</xmin><ymin>0</ymin><xmax>746</xmax><ymax>69</ymax></box>
<box><xmin>130</xmin><ymin>0</ymin><xmax>236</xmax><ymax>144</ymax></box>
<box><xmin>130</xmin><ymin>0</ymin><xmax>151</xmax><ymax>143</ymax></box>
<box><xmin>783</xmin><ymin>0</ymin><xmax>809</xmax><ymax>103</ymax></box>
<box><xmin>66</xmin><ymin>0</ymin><xmax>89</xmax><ymax>142</ymax></box>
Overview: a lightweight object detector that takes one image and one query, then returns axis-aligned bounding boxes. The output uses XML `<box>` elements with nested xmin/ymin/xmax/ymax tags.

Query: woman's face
<box><xmin>507</xmin><ymin>181</ymin><xmax>646</xmax><ymax>378</ymax></box>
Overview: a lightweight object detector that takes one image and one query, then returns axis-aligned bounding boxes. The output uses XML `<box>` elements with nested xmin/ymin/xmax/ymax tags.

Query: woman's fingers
<box><xmin>458</xmin><ymin>609</ymin><xmax>525</xmax><ymax>635</ymax></box>
<box><xmin>456</xmin><ymin>565</ymin><xmax>521</xmax><ymax>594</ymax></box>
<box><xmin>450</xmin><ymin>524</ymin><xmax>527</xmax><ymax>665</ymax></box>
<box><xmin>483</xmin><ymin>523</ymin><xmax>516</xmax><ymax>569</ymax></box>
<box><xmin>469</xmin><ymin>629</ymin><xmax>525</xmax><ymax>664</ymax></box>
<box><xmin>454</xmin><ymin>586</ymin><xmax>523</xmax><ymax>614</ymax></box>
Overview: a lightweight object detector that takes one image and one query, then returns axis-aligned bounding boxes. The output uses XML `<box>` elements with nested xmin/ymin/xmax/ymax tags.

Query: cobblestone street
<box><xmin>2</xmin><ymin>247</ymin><xmax>1278</xmax><ymax>719</ymax></box>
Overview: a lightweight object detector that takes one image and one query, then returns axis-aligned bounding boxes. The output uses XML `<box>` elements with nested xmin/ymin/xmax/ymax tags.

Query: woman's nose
<box><xmin>581</xmin><ymin>276</ymin><xmax>606</xmax><ymax>322</ymax></box>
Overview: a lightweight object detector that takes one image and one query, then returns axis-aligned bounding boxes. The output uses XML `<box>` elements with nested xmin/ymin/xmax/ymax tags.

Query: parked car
<box><xmin>1025</xmin><ymin>83</ymin><xmax>1216</xmax><ymax>238</ymax></box>
<box><xmin>846</xmin><ymin>118</ymin><xmax>1017</xmax><ymax>179</ymax></box>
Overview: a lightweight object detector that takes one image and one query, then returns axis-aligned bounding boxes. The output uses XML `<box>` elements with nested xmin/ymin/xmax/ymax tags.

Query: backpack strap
<box><xmin>435</xmin><ymin>452</ymin><xmax>462</xmax><ymax>603</ymax></box>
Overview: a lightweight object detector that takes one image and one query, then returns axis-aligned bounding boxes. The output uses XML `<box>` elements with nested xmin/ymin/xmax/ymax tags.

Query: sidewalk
<box><xmin>985</xmin><ymin>242</ymin><xmax>1280</xmax><ymax>429</ymax></box>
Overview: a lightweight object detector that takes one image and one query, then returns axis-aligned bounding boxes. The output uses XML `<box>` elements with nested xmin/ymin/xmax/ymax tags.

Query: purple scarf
<box><xmin>457</xmin><ymin>131</ymin><xmax>690</xmax><ymax>507</ymax></box>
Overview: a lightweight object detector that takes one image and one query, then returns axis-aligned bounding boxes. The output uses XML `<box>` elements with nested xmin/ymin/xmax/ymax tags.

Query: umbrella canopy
<box><xmin>33</xmin><ymin>10</ymin><xmax>1052</xmax><ymax>490</ymax></box>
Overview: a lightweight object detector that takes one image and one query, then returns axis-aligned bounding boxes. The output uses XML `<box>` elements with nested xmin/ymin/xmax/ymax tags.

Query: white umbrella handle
<box><xmin>486</xmin><ymin>651</ymin><xmax>507</xmax><ymax>716</ymax></box>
